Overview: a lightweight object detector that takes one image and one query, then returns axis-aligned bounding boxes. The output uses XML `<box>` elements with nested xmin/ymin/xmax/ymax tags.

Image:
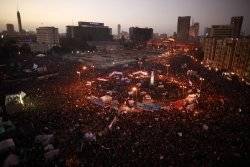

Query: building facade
<box><xmin>210</xmin><ymin>25</ymin><xmax>232</xmax><ymax>37</ymax></box>
<box><xmin>203</xmin><ymin>37</ymin><xmax>250</xmax><ymax>80</ymax></box>
<box><xmin>231</xmin><ymin>16</ymin><xmax>243</xmax><ymax>37</ymax></box>
<box><xmin>66</xmin><ymin>22</ymin><xmax>112</xmax><ymax>41</ymax></box>
<box><xmin>189</xmin><ymin>22</ymin><xmax>199</xmax><ymax>38</ymax></box>
<box><xmin>36</xmin><ymin>27</ymin><xmax>59</xmax><ymax>47</ymax></box>
<box><xmin>177</xmin><ymin>16</ymin><xmax>191</xmax><ymax>41</ymax></box>
<box><xmin>129</xmin><ymin>27</ymin><xmax>153</xmax><ymax>42</ymax></box>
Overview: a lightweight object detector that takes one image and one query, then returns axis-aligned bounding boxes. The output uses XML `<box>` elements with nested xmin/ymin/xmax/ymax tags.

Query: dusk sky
<box><xmin>0</xmin><ymin>0</ymin><xmax>250</xmax><ymax>35</ymax></box>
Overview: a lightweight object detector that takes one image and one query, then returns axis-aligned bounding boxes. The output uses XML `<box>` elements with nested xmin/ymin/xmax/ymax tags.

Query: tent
<box><xmin>136</xmin><ymin>102</ymin><xmax>161</xmax><ymax>112</ymax></box>
<box><xmin>109</xmin><ymin>71</ymin><xmax>123</xmax><ymax>77</ymax></box>
<box><xmin>5</xmin><ymin>91</ymin><xmax>26</xmax><ymax>105</ymax></box>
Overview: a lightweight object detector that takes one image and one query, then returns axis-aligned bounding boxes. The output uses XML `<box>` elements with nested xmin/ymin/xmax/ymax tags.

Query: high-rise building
<box><xmin>6</xmin><ymin>24</ymin><xmax>15</xmax><ymax>33</ymax></box>
<box><xmin>177</xmin><ymin>16</ymin><xmax>191</xmax><ymax>41</ymax></box>
<box><xmin>66</xmin><ymin>21</ymin><xmax>112</xmax><ymax>41</ymax></box>
<box><xmin>210</xmin><ymin>25</ymin><xmax>232</xmax><ymax>37</ymax></box>
<box><xmin>231</xmin><ymin>16</ymin><xmax>243</xmax><ymax>37</ymax></box>
<box><xmin>203</xmin><ymin>37</ymin><xmax>250</xmax><ymax>80</ymax></box>
<box><xmin>36</xmin><ymin>27</ymin><xmax>59</xmax><ymax>46</ymax></box>
<box><xmin>129</xmin><ymin>27</ymin><xmax>153</xmax><ymax>42</ymax></box>
<box><xmin>189</xmin><ymin>22</ymin><xmax>199</xmax><ymax>38</ymax></box>
<box><xmin>17</xmin><ymin>11</ymin><xmax>23</xmax><ymax>33</ymax></box>
<box><xmin>231</xmin><ymin>38</ymin><xmax>250</xmax><ymax>77</ymax></box>
<box><xmin>118</xmin><ymin>24</ymin><xmax>121</xmax><ymax>36</ymax></box>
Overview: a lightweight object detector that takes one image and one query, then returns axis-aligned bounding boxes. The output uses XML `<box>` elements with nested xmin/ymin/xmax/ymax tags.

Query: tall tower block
<box><xmin>17</xmin><ymin>11</ymin><xmax>23</xmax><ymax>33</ymax></box>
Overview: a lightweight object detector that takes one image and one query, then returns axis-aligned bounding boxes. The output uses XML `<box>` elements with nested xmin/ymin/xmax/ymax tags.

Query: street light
<box><xmin>180</xmin><ymin>85</ymin><xmax>186</xmax><ymax>96</ymax></box>
<box><xmin>82</xmin><ymin>66</ymin><xmax>87</xmax><ymax>70</ymax></box>
<box><xmin>132</xmin><ymin>87</ymin><xmax>138</xmax><ymax>102</ymax></box>
<box><xmin>199</xmin><ymin>77</ymin><xmax>204</xmax><ymax>92</ymax></box>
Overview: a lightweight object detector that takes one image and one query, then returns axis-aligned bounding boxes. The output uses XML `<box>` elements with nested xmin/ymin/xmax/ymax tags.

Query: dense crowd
<box><xmin>0</xmin><ymin>55</ymin><xmax>250</xmax><ymax>166</ymax></box>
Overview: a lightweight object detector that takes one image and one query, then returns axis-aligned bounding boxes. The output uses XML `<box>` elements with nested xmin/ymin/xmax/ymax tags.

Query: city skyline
<box><xmin>0</xmin><ymin>0</ymin><xmax>250</xmax><ymax>35</ymax></box>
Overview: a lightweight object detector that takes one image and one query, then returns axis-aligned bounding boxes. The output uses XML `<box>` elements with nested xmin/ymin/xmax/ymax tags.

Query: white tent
<box><xmin>33</xmin><ymin>63</ymin><xmax>38</xmax><ymax>69</ymax></box>
<box><xmin>5</xmin><ymin>91</ymin><xmax>26</xmax><ymax>105</ymax></box>
<box><xmin>109</xmin><ymin>71</ymin><xmax>123</xmax><ymax>77</ymax></box>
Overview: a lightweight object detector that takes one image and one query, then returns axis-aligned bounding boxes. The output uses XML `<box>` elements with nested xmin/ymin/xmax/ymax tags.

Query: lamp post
<box><xmin>132</xmin><ymin>87</ymin><xmax>138</xmax><ymax>103</ymax></box>
<box><xmin>180</xmin><ymin>85</ymin><xmax>186</xmax><ymax>96</ymax></box>
<box><xmin>199</xmin><ymin>77</ymin><xmax>204</xmax><ymax>92</ymax></box>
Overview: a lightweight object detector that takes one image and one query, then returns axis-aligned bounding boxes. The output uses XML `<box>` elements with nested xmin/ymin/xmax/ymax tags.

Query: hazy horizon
<box><xmin>0</xmin><ymin>0</ymin><xmax>250</xmax><ymax>35</ymax></box>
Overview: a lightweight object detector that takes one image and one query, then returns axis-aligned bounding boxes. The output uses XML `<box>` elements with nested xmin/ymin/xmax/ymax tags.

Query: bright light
<box><xmin>76</xmin><ymin>71</ymin><xmax>81</xmax><ymax>75</ymax></box>
<box><xmin>166</xmin><ymin>64</ymin><xmax>170</xmax><ymax>67</ymax></box>
<box><xmin>19</xmin><ymin>95</ymin><xmax>24</xmax><ymax>105</ymax></box>
<box><xmin>1</xmin><ymin>35</ymin><xmax>3</xmax><ymax>39</ymax></box>
<box><xmin>200</xmin><ymin>77</ymin><xmax>204</xmax><ymax>81</ymax></box>
<box><xmin>132</xmin><ymin>87</ymin><xmax>137</xmax><ymax>92</ymax></box>
<box><xmin>82</xmin><ymin>66</ymin><xmax>87</xmax><ymax>70</ymax></box>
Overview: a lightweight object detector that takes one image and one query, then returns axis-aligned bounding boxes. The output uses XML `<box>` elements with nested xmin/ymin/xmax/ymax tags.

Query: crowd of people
<box><xmin>0</xmin><ymin>54</ymin><xmax>250</xmax><ymax>166</ymax></box>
